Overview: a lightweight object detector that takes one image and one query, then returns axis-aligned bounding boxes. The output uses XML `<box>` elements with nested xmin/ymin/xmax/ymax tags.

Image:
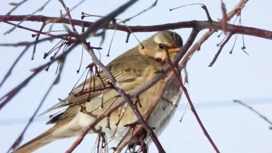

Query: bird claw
<box><xmin>155</xmin><ymin>69</ymin><xmax>165</xmax><ymax>74</ymax></box>
<box><xmin>124</xmin><ymin>121</ymin><xmax>140</xmax><ymax>128</ymax></box>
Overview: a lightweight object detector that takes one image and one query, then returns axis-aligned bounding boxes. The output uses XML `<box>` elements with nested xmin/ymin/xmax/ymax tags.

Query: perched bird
<box><xmin>13</xmin><ymin>31</ymin><xmax>183</xmax><ymax>153</ymax></box>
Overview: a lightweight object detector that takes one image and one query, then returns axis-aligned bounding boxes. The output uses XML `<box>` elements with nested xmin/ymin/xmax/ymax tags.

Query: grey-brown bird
<box><xmin>13</xmin><ymin>31</ymin><xmax>183</xmax><ymax>153</ymax></box>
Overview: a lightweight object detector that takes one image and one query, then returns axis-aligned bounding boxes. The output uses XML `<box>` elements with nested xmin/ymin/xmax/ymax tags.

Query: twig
<box><xmin>7</xmin><ymin>58</ymin><xmax>65</xmax><ymax>153</ymax></box>
<box><xmin>169</xmin><ymin>3</ymin><xmax>213</xmax><ymax>22</ymax></box>
<box><xmin>165</xmin><ymin>29</ymin><xmax>220</xmax><ymax>153</ymax></box>
<box><xmin>0</xmin><ymin>46</ymin><xmax>29</xmax><ymax>89</ymax></box>
<box><xmin>221</xmin><ymin>0</ymin><xmax>228</xmax><ymax>34</ymax></box>
<box><xmin>1</xmin><ymin>0</ymin><xmax>28</xmax><ymax>21</ymax></box>
<box><xmin>32</xmin><ymin>22</ymin><xmax>46</xmax><ymax>60</ymax></box>
<box><xmin>0</xmin><ymin>0</ymin><xmax>136</xmax><ymax>111</ymax></box>
<box><xmin>65</xmin><ymin>1</ymin><xmax>141</xmax><ymax>153</ymax></box>
<box><xmin>201</xmin><ymin>4</ymin><xmax>213</xmax><ymax>22</ymax></box>
<box><xmin>0</xmin><ymin>1</ymin><xmax>262</xmax><ymax>152</ymax></box>
<box><xmin>74</xmin><ymin>27</ymin><xmax>199</xmax><ymax>153</ymax></box>
<box><xmin>122</xmin><ymin>0</ymin><xmax>158</xmax><ymax>23</ymax></box>
<box><xmin>4</xmin><ymin>0</ymin><xmax>51</xmax><ymax>35</ymax></box>
<box><xmin>3</xmin><ymin>21</ymin><xmax>74</xmax><ymax>42</ymax></box>
<box><xmin>2</xmin><ymin>14</ymin><xmax>272</xmax><ymax>40</ymax></box>
<box><xmin>209</xmin><ymin>32</ymin><xmax>234</xmax><ymax>67</ymax></box>
<box><xmin>179</xmin><ymin>0</ymin><xmax>249</xmax><ymax>70</ymax></box>
<box><xmin>233</xmin><ymin>100</ymin><xmax>272</xmax><ymax>130</ymax></box>
<box><xmin>0</xmin><ymin>38</ymin><xmax>71</xmax><ymax>111</ymax></box>
<box><xmin>58</xmin><ymin>0</ymin><xmax>78</xmax><ymax>33</ymax></box>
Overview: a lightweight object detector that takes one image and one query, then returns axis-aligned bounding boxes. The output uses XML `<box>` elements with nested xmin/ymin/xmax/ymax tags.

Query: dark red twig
<box><xmin>166</xmin><ymin>28</ymin><xmax>220</xmax><ymax>153</ymax></box>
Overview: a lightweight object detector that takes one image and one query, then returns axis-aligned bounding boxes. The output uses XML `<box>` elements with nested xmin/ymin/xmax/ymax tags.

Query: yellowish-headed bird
<box><xmin>13</xmin><ymin>31</ymin><xmax>183</xmax><ymax>153</ymax></box>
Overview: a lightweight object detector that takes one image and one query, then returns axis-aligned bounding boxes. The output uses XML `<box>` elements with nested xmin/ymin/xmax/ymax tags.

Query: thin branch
<box><xmin>66</xmin><ymin>27</ymin><xmax>200</xmax><ymax>153</ymax></box>
<box><xmin>122</xmin><ymin>0</ymin><xmax>158</xmax><ymax>23</ymax></box>
<box><xmin>115</xmin><ymin>72</ymin><xmax>179</xmax><ymax>153</ymax></box>
<box><xmin>233</xmin><ymin>100</ymin><xmax>272</xmax><ymax>130</ymax></box>
<box><xmin>0</xmin><ymin>46</ymin><xmax>29</xmax><ymax>89</ymax></box>
<box><xmin>58</xmin><ymin>0</ymin><xmax>78</xmax><ymax>33</ymax></box>
<box><xmin>0</xmin><ymin>1</ymin><xmax>263</xmax><ymax>152</ymax></box>
<box><xmin>3</xmin><ymin>21</ymin><xmax>74</xmax><ymax>42</ymax></box>
<box><xmin>220</xmin><ymin>0</ymin><xmax>228</xmax><ymax>34</ymax></box>
<box><xmin>8</xmin><ymin>58</ymin><xmax>65</xmax><ymax>153</ymax></box>
<box><xmin>178</xmin><ymin>69</ymin><xmax>220</xmax><ymax>152</ymax></box>
<box><xmin>65</xmin><ymin>1</ymin><xmax>143</xmax><ymax>153</ymax></box>
<box><xmin>1</xmin><ymin>0</ymin><xmax>28</xmax><ymax>20</ymax></box>
<box><xmin>166</xmin><ymin>28</ymin><xmax>220</xmax><ymax>152</ymax></box>
<box><xmin>179</xmin><ymin>0</ymin><xmax>248</xmax><ymax>70</ymax></box>
<box><xmin>170</xmin><ymin>3</ymin><xmax>213</xmax><ymax>22</ymax></box>
<box><xmin>209</xmin><ymin>32</ymin><xmax>234</xmax><ymax>67</ymax></box>
<box><xmin>0</xmin><ymin>18</ymin><xmax>254</xmax><ymax>39</ymax></box>
<box><xmin>0</xmin><ymin>0</ymin><xmax>136</xmax><ymax>111</ymax></box>
<box><xmin>2</xmin><ymin>8</ymin><xmax>272</xmax><ymax>40</ymax></box>
<box><xmin>0</xmin><ymin>39</ymin><xmax>71</xmax><ymax>111</ymax></box>
<box><xmin>32</xmin><ymin>22</ymin><xmax>46</xmax><ymax>60</ymax></box>
<box><xmin>4</xmin><ymin>0</ymin><xmax>51</xmax><ymax>35</ymax></box>
<box><xmin>46</xmin><ymin>0</ymin><xmax>85</xmax><ymax>35</ymax></box>
<box><xmin>201</xmin><ymin>4</ymin><xmax>213</xmax><ymax>22</ymax></box>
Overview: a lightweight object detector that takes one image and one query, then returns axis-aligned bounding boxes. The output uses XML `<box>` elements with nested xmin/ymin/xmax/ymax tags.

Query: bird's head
<box><xmin>138</xmin><ymin>31</ymin><xmax>183</xmax><ymax>63</ymax></box>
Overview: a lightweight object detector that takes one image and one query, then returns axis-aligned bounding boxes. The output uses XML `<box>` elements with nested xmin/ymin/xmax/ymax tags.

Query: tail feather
<box><xmin>13</xmin><ymin>127</ymin><xmax>55</xmax><ymax>153</ymax></box>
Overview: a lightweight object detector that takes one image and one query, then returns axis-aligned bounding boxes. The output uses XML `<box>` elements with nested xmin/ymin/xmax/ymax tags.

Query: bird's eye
<box><xmin>158</xmin><ymin>43</ymin><xmax>165</xmax><ymax>49</ymax></box>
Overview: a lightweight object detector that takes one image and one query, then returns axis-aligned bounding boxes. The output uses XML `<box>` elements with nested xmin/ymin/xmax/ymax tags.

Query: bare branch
<box><xmin>4</xmin><ymin>0</ymin><xmax>51</xmax><ymax>35</ymax></box>
<box><xmin>233</xmin><ymin>100</ymin><xmax>272</xmax><ymax>130</ymax></box>
<box><xmin>32</xmin><ymin>22</ymin><xmax>46</xmax><ymax>60</ymax></box>
<box><xmin>3</xmin><ymin>0</ymin><xmax>28</xmax><ymax>19</ymax></box>
<box><xmin>8</xmin><ymin>58</ymin><xmax>65</xmax><ymax>153</ymax></box>
<box><xmin>179</xmin><ymin>0</ymin><xmax>248</xmax><ymax>70</ymax></box>
<box><xmin>1</xmin><ymin>0</ymin><xmax>269</xmax><ymax>152</ymax></box>
<box><xmin>2</xmin><ymin>15</ymin><xmax>271</xmax><ymax>41</ymax></box>
<box><xmin>209</xmin><ymin>32</ymin><xmax>234</xmax><ymax>67</ymax></box>
<box><xmin>0</xmin><ymin>46</ymin><xmax>29</xmax><ymax>89</ymax></box>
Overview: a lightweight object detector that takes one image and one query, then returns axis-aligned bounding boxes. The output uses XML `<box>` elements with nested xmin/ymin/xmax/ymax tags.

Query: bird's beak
<box><xmin>168</xmin><ymin>47</ymin><xmax>180</xmax><ymax>53</ymax></box>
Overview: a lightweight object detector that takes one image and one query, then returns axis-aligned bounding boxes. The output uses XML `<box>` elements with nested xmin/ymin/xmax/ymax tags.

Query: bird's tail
<box><xmin>13</xmin><ymin>127</ymin><xmax>56</xmax><ymax>153</ymax></box>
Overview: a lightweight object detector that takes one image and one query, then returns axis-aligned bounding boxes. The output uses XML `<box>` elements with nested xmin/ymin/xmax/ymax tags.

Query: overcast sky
<box><xmin>1</xmin><ymin>0</ymin><xmax>272</xmax><ymax>153</ymax></box>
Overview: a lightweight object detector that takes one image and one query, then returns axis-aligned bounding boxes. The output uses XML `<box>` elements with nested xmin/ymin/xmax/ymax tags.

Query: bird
<box><xmin>13</xmin><ymin>31</ymin><xmax>183</xmax><ymax>153</ymax></box>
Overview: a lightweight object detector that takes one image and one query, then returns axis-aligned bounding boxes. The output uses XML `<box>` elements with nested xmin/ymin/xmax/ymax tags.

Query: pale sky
<box><xmin>1</xmin><ymin>0</ymin><xmax>272</xmax><ymax>153</ymax></box>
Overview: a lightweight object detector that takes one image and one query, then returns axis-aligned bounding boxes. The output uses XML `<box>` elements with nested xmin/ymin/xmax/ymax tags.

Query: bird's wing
<box><xmin>40</xmin><ymin>52</ymin><xmax>150</xmax><ymax>118</ymax></box>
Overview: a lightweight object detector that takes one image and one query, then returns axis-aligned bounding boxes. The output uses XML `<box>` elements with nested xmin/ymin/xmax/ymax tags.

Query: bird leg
<box><xmin>127</xmin><ymin>129</ymin><xmax>148</xmax><ymax>153</ymax></box>
<box><xmin>93</xmin><ymin>127</ymin><xmax>108</xmax><ymax>153</ymax></box>
<box><xmin>134</xmin><ymin>95</ymin><xmax>142</xmax><ymax>108</ymax></box>
<box><xmin>154</xmin><ymin>69</ymin><xmax>165</xmax><ymax>74</ymax></box>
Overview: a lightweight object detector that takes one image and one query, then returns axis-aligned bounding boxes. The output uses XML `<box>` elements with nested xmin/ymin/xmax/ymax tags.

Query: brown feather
<box><xmin>13</xmin><ymin>127</ymin><xmax>55</xmax><ymax>153</ymax></box>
